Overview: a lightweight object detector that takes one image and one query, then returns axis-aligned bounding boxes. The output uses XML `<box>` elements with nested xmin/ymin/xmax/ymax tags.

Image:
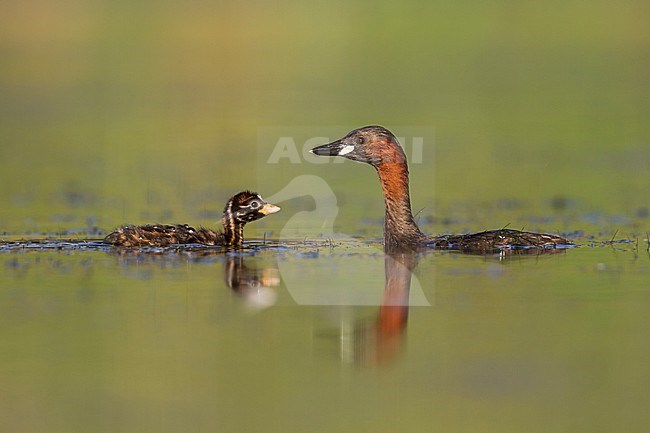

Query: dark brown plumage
<box><xmin>311</xmin><ymin>126</ymin><xmax>572</xmax><ymax>252</ymax></box>
<box><xmin>104</xmin><ymin>191</ymin><xmax>280</xmax><ymax>247</ymax></box>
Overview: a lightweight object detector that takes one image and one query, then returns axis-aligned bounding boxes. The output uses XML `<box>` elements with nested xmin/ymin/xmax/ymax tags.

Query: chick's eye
<box><xmin>250</xmin><ymin>201</ymin><xmax>260</xmax><ymax>209</ymax></box>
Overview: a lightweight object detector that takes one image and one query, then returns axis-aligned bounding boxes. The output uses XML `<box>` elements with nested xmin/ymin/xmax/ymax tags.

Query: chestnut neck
<box><xmin>375</xmin><ymin>161</ymin><xmax>426</xmax><ymax>249</ymax></box>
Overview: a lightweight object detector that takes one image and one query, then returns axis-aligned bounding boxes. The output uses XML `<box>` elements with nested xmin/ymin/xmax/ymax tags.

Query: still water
<box><xmin>1</xmin><ymin>239</ymin><xmax>648</xmax><ymax>433</ymax></box>
<box><xmin>2</xmin><ymin>1</ymin><xmax>649</xmax><ymax>431</ymax></box>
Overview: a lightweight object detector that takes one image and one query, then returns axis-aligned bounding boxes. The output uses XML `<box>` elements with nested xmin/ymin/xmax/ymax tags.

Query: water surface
<box><xmin>1</xmin><ymin>1</ymin><xmax>649</xmax><ymax>432</ymax></box>
<box><xmin>1</xmin><ymin>239</ymin><xmax>648</xmax><ymax>432</ymax></box>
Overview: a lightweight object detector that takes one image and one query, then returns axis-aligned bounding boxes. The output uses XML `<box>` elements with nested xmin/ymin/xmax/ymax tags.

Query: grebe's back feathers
<box><xmin>428</xmin><ymin>229</ymin><xmax>571</xmax><ymax>252</ymax></box>
<box><xmin>104</xmin><ymin>224</ymin><xmax>223</xmax><ymax>247</ymax></box>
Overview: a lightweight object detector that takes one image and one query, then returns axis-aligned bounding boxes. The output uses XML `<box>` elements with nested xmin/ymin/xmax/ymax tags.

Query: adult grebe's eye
<box><xmin>356</xmin><ymin>136</ymin><xmax>365</xmax><ymax>145</ymax></box>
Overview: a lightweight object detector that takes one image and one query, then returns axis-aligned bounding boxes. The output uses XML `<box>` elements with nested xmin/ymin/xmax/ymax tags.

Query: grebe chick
<box><xmin>104</xmin><ymin>191</ymin><xmax>280</xmax><ymax>247</ymax></box>
<box><xmin>311</xmin><ymin>126</ymin><xmax>572</xmax><ymax>252</ymax></box>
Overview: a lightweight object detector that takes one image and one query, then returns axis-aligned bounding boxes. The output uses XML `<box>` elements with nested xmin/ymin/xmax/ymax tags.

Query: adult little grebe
<box><xmin>311</xmin><ymin>126</ymin><xmax>572</xmax><ymax>252</ymax></box>
<box><xmin>104</xmin><ymin>191</ymin><xmax>280</xmax><ymax>247</ymax></box>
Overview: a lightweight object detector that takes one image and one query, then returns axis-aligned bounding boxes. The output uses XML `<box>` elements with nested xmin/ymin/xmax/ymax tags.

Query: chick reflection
<box><xmin>225</xmin><ymin>255</ymin><xmax>280</xmax><ymax>310</ymax></box>
<box><xmin>342</xmin><ymin>251</ymin><xmax>418</xmax><ymax>368</ymax></box>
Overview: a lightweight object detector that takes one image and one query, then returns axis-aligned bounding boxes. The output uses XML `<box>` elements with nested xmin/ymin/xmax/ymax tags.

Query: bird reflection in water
<box><xmin>105</xmin><ymin>247</ymin><xmax>281</xmax><ymax>310</ymax></box>
<box><xmin>225</xmin><ymin>254</ymin><xmax>280</xmax><ymax>311</ymax></box>
<box><xmin>339</xmin><ymin>245</ymin><xmax>568</xmax><ymax>368</ymax></box>
<box><xmin>341</xmin><ymin>250</ymin><xmax>418</xmax><ymax>368</ymax></box>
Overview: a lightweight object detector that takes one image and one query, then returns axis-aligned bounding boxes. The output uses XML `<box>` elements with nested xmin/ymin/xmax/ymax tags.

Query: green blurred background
<box><xmin>1</xmin><ymin>0</ymin><xmax>648</xmax><ymax>237</ymax></box>
<box><xmin>1</xmin><ymin>4</ymin><xmax>650</xmax><ymax>432</ymax></box>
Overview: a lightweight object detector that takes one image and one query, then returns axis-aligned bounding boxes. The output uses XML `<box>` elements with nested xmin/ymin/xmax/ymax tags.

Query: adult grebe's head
<box><xmin>310</xmin><ymin>126</ymin><xmax>407</xmax><ymax>166</ymax></box>
<box><xmin>224</xmin><ymin>191</ymin><xmax>281</xmax><ymax>225</ymax></box>
<box><xmin>311</xmin><ymin>126</ymin><xmax>425</xmax><ymax>249</ymax></box>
